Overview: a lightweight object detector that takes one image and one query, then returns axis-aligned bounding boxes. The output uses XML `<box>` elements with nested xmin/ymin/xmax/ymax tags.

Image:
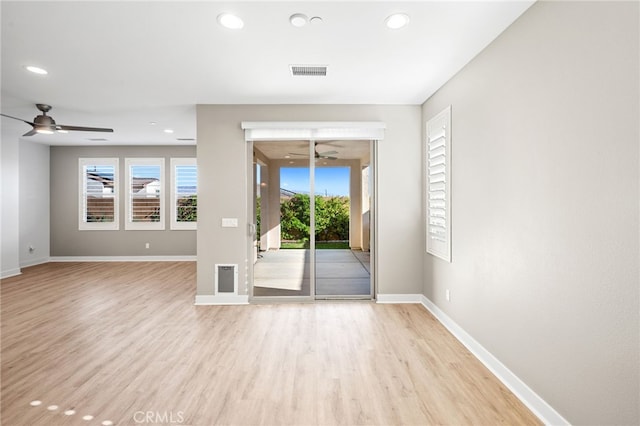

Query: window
<box><xmin>125</xmin><ymin>158</ymin><xmax>165</xmax><ymax>230</ymax></box>
<box><xmin>170</xmin><ymin>158</ymin><xmax>197</xmax><ymax>230</ymax></box>
<box><xmin>426</xmin><ymin>106</ymin><xmax>451</xmax><ymax>262</ymax></box>
<box><xmin>79</xmin><ymin>158</ymin><xmax>119</xmax><ymax>230</ymax></box>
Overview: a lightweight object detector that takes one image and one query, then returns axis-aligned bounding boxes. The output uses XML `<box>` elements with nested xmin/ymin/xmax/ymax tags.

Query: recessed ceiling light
<box><xmin>149</xmin><ymin>121</ymin><xmax>157</xmax><ymax>125</ymax></box>
<box><xmin>164</xmin><ymin>129</ymin><xmax>174</xmax><ymax>134</ymax></box>
<box><xmin>25</xmin><ymin>65</ymin><xmax>48</xmax><ymax>75</ymax></box>
<box><xmin>385</xmin><ymin>13</ymin><xmax>410</xmax><ymax>30</ymax></box>
<box><xmin>284</xmin><ymin>155</ymin><xmax>291</xmax><ymax>158</ymax></box>
<box><xmin>310</xmin><ymin>16</ymin><xmax>323</xmax><ymax>25</ymax></box>
<box><xmin>290</xmin><ymin>13</ymin><xmax>308</xmax><ymax>27</ymax></box>
<box><xmin>217</xmin><ymin>13</ymin><xmax>244</xmax><ymax>29</ymax></box>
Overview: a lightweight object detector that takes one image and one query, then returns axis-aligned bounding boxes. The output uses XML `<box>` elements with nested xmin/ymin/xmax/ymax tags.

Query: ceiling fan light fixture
<box><xmin>25</xmin><ymin>65</ymin><xmax>48</xmax><ymax>75</ymax></box>
<box><xmin>217</xmin><ymin>13</ymin><xmax>244</xmax><ymax>29</ymax></box>
<box><xmin>1</xmin><ymin>104</ymin><xmax>114</xmax><ymax>137</ymax></box>
<box><xmin>385</xmin><ymin>13</ymin><xmax>410</xmax><ymax>29</ymax></box>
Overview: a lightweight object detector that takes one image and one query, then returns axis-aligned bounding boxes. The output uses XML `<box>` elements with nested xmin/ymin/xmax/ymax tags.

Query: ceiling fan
<box><xmin>288</xmin><ymin>142</ymin><xmax>338</xmax><ymax>160</ymax></box>
<box><xmin>0</xmin><ymin>104</ymin><xmax>114</xmax><ymax>137</ymax></box>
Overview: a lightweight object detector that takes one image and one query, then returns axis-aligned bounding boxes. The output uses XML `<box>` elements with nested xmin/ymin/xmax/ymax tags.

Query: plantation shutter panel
<box><xmin>125</xmin><ymin>158</ymin><xmax>165</xmax><ymax>231</ymax></box>
<box><xmin>170</xmin><ymin>158</ymin><xmax>197</xmax><ymax>230</ymax></box>
<box><xmin>79</xmin><ymin>158</ymin><xmax>119</xmax><ymax>231</ymax></box>
<box><xmin>426</xmin><ymin>106</ymin><xmax>451</xmax><ymax>262</ymax></box>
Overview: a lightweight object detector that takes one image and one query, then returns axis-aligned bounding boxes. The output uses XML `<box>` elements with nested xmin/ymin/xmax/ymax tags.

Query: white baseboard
<box><xmin>376</xmin><ymin>293</ymin><xmax>423</xmax><ymax>303</ymax></box>
<box><xmin>20</xmin><ymin>257</ymin><xmax>50</xmax><ymax>268</ymax></box>
<box><xmin>1</xmin><ymin>268</ymin><xmax>22</xmax><ymax>279</ymax></box>
<box><xmin>50</xmin><ymin>256</ymin><xmax>196</xmax><ymax>262</ymax></box>
<box><xmin>420</xmin><ymin>295</ymin><xmax>569</xmax><ymax>426</ymax></box>
<box><xmin>195</xmin><ymin>294</ymin><xmax>249</xmax><ymax>305</ymax></box>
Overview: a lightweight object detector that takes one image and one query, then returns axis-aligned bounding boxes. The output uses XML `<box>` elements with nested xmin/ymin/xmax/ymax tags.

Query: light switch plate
<box><xmin>221</xmin><ymin>218</ymin><xmax>239</xmax><ymax>228</ymax></box>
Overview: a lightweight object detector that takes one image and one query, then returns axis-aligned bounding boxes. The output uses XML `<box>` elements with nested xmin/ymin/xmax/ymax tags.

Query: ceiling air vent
<box><xmin>290</xmin><ymin>65</ymin><xmax>327</xmax><ymax>77</ymax></box>
<box><xmin>87</xmin><ymin>138</ymin><xmax>108</xmax><ymax>141</ymax></box>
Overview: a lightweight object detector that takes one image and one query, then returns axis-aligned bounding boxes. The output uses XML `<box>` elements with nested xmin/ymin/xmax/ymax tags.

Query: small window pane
<box><xmin>131</xmin><ymin>165</ymin><xmax>161</xmax><ymax>223</ymax></box>
<box><xmin>85</xmin><ymin>165</ymin><xmax>116</xmax><ymax>222</ymax></box>
<box><xmin>176</xmin><ymin>165</ymin><xmax>197</xmax><ymax>222</ymax></box>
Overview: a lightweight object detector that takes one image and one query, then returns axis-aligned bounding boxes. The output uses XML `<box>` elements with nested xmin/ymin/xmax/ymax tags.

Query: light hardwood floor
<box><xmin>1</xmin><ymin>262</ymin><xmax>540</xmax><ymax>426</ymax></box>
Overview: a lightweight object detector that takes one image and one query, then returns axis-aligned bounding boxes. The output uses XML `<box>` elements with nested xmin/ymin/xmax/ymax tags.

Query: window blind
<box><xmin>171</xmin><ymin>158</ymin><xmax>198</xmax><ymax>229</ymax></box>
<box><xmin>426</xmin><ymin>106</ymin><xmax>451</xmax><ymax>262</ymax></box>
<box><xmin>79</xmin><ymin>158</ymin><xmax>119</xmax><ymax>230</ymax></box>
<box><xmin>125</xmin><ymin>158</ymin><xmax>165</xmax><ymax>230</ymax></box>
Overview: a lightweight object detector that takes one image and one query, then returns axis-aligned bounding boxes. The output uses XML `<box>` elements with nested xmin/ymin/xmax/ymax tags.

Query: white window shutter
<box><xmin>426</xmin><ymin>106</ymin><xmax>451</xmax><ymax>262</ymax></box>
<box><xmin>170</xmin><ymin>158</ymin><xmax>197</xmax><ymax>230</ymax></box>
<box><xmin>125</xmin><ymin>158</ymin><xmax>165</xmax><ymax>231</ymax></box>
<box><xmin>78</xmin><ymin>158</ymin><xmax>119</xmax><ymax>231</ymax></box>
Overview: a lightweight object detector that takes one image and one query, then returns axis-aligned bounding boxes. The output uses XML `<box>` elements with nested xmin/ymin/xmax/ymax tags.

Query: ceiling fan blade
<box><xmin>22</xmin><ymin>129</ymin><xmax>38</xmax><ymax>137</ymax></box>
<box><xmin>318</xmin><ymin>150</ymin><xmax>338</xmax><ymax>156</ymax></box>
<box><xmin>57</xmin><ymin>124</ymin><xmax>114</xmax><ymax>133</ymax></box>
<box><xmin>287</xmin><ymin>152</ymin><xmax>308</xmax><ymax>157</ymax></box>
<box><xmin>0</xmin><ymin>113</ymin><xmax>35</xmax><ymax>126</ymax></box>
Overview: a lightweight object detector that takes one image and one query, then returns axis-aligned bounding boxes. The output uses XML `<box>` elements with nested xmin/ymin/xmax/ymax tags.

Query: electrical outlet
<box><xmin>145</xmin><ymin>243</ymin><xmax>150</xmax><ymax>249</ymax></box>
<box><xmin>445</xmin><ymin>289</ymin><xmax>451</xmax><ymax>302</ymax></box>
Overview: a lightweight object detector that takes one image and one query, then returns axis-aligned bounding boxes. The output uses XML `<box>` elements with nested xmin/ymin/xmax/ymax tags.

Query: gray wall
<box><xmin>422</xmin><ymin>1</ymin><xmax>639</xmax><ymax>424</ymax></box>
<box><xmin>196</xmin><ymin>105</ymin><xmax>422</xmax><ymax>297</ymax></box>
<box><xmin>20</xmin><ymin>140</ymin><xmax>50</xmax><ymax>267</ymax></box>
<box><xmin>50</xmin><ymin>145</ymin><xmax>196</xmax><ymax>256</ymax></box>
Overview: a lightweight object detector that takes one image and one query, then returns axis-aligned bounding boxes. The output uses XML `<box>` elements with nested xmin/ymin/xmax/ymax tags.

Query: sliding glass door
<box><xmin>250</xmin><ymin>139</ymin><xmax>374</xmax><ymax>300</ymax></box>
<box><xmin>252</xmin><ymin>141</ymin><xmax>311</xmax><ymax>298</ymax></box>
<box><xmin>314</xmin><ymin>140</ymin><xmax>373</xmax><ymax>298</ymax></box>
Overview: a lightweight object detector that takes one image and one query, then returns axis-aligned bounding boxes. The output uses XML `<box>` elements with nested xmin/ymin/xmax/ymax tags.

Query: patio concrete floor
<box><xmin>253</xmin><ymin>249</ymin><xmax>371</xmax><ymax>297</ymax></box>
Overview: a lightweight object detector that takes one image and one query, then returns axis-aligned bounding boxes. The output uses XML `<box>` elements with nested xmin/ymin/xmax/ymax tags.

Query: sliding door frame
<box><xmin>243</xmin><ymin>122</ymin><xmax>384</xmax><ymax>303</ymax></box>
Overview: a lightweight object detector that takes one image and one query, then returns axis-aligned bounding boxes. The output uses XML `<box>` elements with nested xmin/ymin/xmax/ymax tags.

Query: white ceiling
<box><xmin>1</xmin><ymin>1</ymin><xmax>534</xmax><ymax>146</ymax></box>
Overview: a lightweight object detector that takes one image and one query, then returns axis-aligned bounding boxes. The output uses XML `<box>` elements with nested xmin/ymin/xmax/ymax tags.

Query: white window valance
<box><xmin>241</xmin><ymin>121</ymin><xmax>385</xmax><ymax>141</ymax></box>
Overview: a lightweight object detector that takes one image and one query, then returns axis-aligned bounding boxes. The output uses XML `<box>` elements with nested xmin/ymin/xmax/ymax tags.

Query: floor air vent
<box><xmin>290</xmin><ymin>65</ymin><xmax>327</xmax><ymax>76</ymax></box>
